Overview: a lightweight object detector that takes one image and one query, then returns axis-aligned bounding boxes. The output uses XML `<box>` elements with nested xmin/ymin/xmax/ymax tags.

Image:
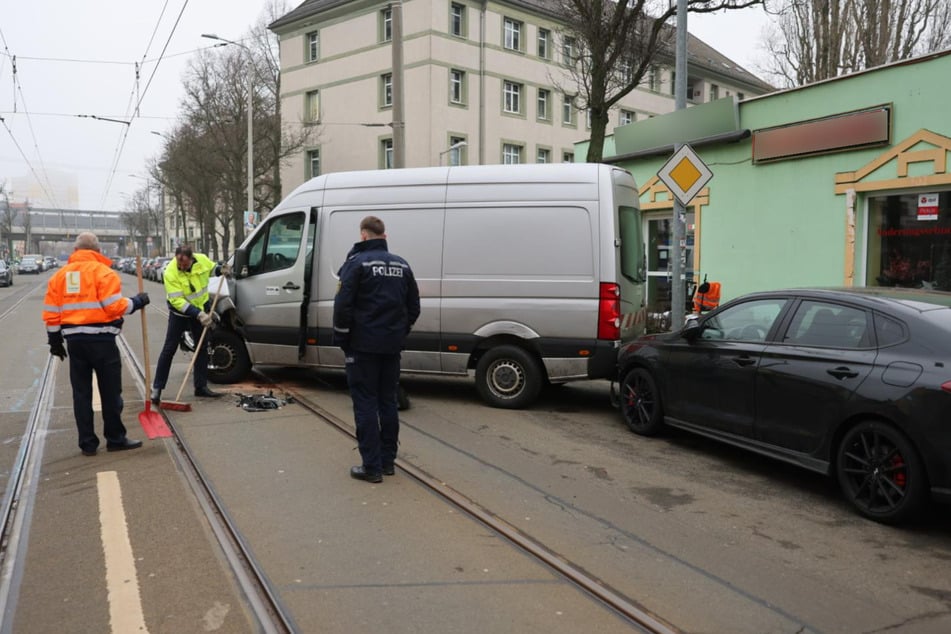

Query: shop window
<box><xmin>867</xmin><ymin>191</ymin><xmax>951</xmax><ymax>290</ymax></box>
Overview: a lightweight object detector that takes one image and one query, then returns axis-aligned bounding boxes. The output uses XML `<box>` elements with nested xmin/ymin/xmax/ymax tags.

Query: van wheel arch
<box><xmin>474</xmin><ymin>343</ymin><xmax>544</xmax><ymax>409</ymax></box>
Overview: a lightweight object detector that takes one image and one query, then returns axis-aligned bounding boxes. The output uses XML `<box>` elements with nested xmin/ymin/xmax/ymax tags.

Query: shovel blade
<box><xmin>139</xmin><ymin>410</ymin><xmax>172</xmax><ymax>439</ymax></box>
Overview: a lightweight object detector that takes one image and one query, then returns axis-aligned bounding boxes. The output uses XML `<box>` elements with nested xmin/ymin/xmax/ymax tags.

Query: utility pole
<box><xmin>391</xmin><ymin>1</ymin><xmax>406</xmax><ymax>168</ymax></box>
<box><xmin>670</xmin><ymin>0</ymin><xmax>688</xmax><ymax>328</ymax></box>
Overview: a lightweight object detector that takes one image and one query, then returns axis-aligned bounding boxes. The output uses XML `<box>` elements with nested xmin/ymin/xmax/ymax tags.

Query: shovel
<box><xmin>135</xmin><ymin>255</ymin><xmax>172</xmax><ymax>439</ymax></box>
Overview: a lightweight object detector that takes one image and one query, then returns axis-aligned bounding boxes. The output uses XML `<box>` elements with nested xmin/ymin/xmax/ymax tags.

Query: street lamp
<box><xmin>439</xmin><ymin>141</ymin><xmax>467</xmax><ymax>166</ymax></box>
<box><xmin>201</xmin><ymin>33</ymin><xmax>254</xmax><ymax>221</ymax></box>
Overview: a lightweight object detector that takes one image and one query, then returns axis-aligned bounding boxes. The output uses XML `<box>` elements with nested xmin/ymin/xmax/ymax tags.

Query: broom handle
<box><xmin>174</xmin><ymin>273</ymin><xmax>227</xmax><ymax>402</ymax></box>
<box><xmin>136</xmin><ymin>255</ymin><xmax>154</xmax><ymax>410</ymax></box>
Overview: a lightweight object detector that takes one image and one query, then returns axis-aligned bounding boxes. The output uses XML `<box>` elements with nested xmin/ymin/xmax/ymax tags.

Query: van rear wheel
<box><xmin>475</xmin><ymin>345</ymin><xmax>543</xmax><ymax>409</ymax></box>
<box><xmin>207</xmin><ymin>329</ymin><xmax>251</xmax><ymax>384</ymax></box>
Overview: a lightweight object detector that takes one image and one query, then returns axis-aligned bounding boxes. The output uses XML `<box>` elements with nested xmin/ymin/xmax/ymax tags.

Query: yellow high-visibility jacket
<box><xmin>164</xmin><ymin>253</ymin><xmax>215</xmax><ymax>317</ymax></box>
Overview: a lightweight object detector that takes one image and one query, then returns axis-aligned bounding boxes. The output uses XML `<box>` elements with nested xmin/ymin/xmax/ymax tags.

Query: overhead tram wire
<box><xmin>99</xmin><ymin>0</ymin><xmax>191</xmax><ymax>210</ymax></box>
<box><xmin>0</xmin><ymin>24</ymin><xmax>65</xmax><ymax>214</ymax></box>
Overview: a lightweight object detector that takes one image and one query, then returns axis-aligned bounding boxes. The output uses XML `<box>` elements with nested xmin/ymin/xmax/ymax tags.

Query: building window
<box><xmin>307</xmin><ymin>32</ymin><xmax>319</xmax><ymax>62</ymax></box>
<box><xmin>450</xmin><ymin>69</ymin><xmax>465</xmax><ymax>104</ymax></box>
<box><xmin>502</xmin><ymin>143</ymin><xmax>523</xmax><ymax>164</ymax></box>
<box><xmin>503</xmin><ymin>80</ymin><xmax>522</xmax><ymax>114</ymax></box>
<box><xmin>670</xmin><ymin>69</ymin><xmax>676</xmax><ymax>95</ymax></box>
<box><xmin>562</xmin><ymin>151</ymin><xmax>574</xmax><ymax>163</ymax></box>
<box><xmin>448</xmin><ymin>135</ymin><xmax>466</xmax><ymax>166</ymax></box>
<box><xmin>648</xmin><ymin>66</ymin><xmax>658</xmax><ymax>91</ymax></box>
<box><xmin>537</xmin><ymin>88</ymin><xmax>550</xmax><ymax>121</ymax></box>
<box><xmin>537</xmin><ymin>28</ymin><xmax>550</xmax><ymax>59</ymax></box>
<box><xmin>562</xmin><ymin>36</ymin><xmax>576</xmax><ymax>65</ymax></box>
<box><xmin>562</xmin><ymin>95</ymin><xmax>575</xmax><ymax>126</ymax></box>
<box><xmin>710</xmin><ymin>84</ymin><xmax>720</xmax><ymax>101</ymax></box>
<box><xmin>381</xmin><ymin>8</ymin><xmax>392</xmax><ymax>42</ymax></box>
<box><xmin>504</xmin><ymin>18</ymin><xmax>522</xmax><ymax>51</ymax></box>
<box><xmin>738</xmin><ymin>92</ymin><xmax>745</xmax><ymax>100</ymax></box>
<box><xmin>381</xmin><ymin>138</ymin><xmax>394</xmax><ymax>169</ymax></box>
<box><xmin>450</xmin><ymin>3</ymin><xmax>466</xmax><ymax>37</ymax></box>
<box><xmin>381</xmin><ymin>73</ymin><xmax>393</xmax><ymax>108</ymax></box>
<box><xmin>305</xmin><ymin>90</ymin><xmax>320</xmax><ymax>122</ymax></box>
<box><xmin>868</xmin><ymin>191</ymin><xmax>951</xmax><ymax>289</ymax></box>
<box><xmin>618</xmin><ymin>60</ymin><xmax>633</xmax><ymax>84</ymax></box>
<box><xmin>307</xmin><ymin>149</ymin><xmax>320</xmax><ymax>178</ymax></box>
<box><xmin>620</xmin><ymin>109</ymin><xmax>635</xmax><ymax>126</ymax></box>
<box><xmin>536</xmin><ymin>148</ymin><xmax>551</xmax><ymax>163</ymax></box>
<box><xmin>586</xmin><ymin>110</ymin><xmax>592</xmax><ymax>129</ymax></box>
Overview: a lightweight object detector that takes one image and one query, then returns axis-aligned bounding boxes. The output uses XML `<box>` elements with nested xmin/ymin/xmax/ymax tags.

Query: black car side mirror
<box><xmin>682</xmin><ymin>315</ymin><xmax>702</xmax><ymax>341</ymax></box>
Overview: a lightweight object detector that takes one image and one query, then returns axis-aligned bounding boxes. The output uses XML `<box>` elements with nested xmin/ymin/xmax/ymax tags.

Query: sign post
<box><xmin>657</xmin><ymin>144</ymin><xmax>713</xmax><ymax>326</ymax></box>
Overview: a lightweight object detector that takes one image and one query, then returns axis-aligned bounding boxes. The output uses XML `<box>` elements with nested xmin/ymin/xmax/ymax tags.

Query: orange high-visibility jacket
<box><xmin>693</xmin><ymin>281</ymin><xmax>722</xmax><ymax>313</ymax></box>
<box><xmin>42</xmin><ymin>250</ymin><xmax>133</xmax><ymax>339</ymax></box>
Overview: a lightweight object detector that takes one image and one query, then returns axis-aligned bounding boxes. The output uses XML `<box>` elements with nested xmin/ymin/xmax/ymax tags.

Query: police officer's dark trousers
<box><xmin>345</xmin><ymin>351</ymin><xmax>400</xmax><ymax>473</ymax></box>
<box><xmin>153</xmin><ymin>311</ymin><xmax>209</xmax><ymax>391</ymax></box>
<box><xmin>66</xmin><ymin>338</ymin><xmax>127</xmax><ymax>452</ymax></box>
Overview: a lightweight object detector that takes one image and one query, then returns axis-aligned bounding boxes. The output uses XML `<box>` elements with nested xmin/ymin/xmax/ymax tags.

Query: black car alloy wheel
<box><xmin>620</xmin><ymin>367</ymin><xmax>664</xmax><ymax>436</ymax></box>
<box><xmin>836</xmin><ymin>420</ymin><xmax>927</xmax><ymax>524</ymax></box>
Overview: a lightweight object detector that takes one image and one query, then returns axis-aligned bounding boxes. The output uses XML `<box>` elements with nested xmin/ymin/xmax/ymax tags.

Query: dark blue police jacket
<box><xmin>332</xmin><ymin>238</ymin><xmax>420</xmax><ymax>354</ymax></box>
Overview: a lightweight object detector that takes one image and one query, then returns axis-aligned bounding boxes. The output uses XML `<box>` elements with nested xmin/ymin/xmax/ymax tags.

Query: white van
<box><xmin>209</xmin><ymin>164</ymin><xmax>647</xmax><ymax>408</ymax></box>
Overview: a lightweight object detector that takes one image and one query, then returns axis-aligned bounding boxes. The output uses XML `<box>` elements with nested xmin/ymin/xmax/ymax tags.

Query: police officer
<box><xmin>42</xmin><ymin>232</ymin><xmax>150</xmax><ymax>456</ymax></box>
<box><xmin>334</xmin><ymin>216</ymin><xmax>420</xmax><ymax>483</ymax></box>
<box><xmin>151</xmin><ymin>245</ymin><xmax>226</xmax><ymax>404</ymax></box>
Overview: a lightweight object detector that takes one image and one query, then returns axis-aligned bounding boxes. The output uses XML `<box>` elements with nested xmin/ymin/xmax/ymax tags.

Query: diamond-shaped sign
<box><xmin>657</xmin><ymin>144</ymin><xmax>713</xmax><ymax>206</ymax></box>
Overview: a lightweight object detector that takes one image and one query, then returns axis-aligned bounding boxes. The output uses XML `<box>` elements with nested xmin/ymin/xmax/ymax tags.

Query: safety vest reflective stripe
<box><xmin>167</xmin><ymin>291</ymin><xmax>185</xmax><ymax>298</ymax></box>
<box><xmin>62</xmin><ymin>324</ymin><xmax>122</xmax><ymax>336</ymax></box>
<box><xmin>47</xmin><ymin>325</ymin><xmax>61</xmax><ymax>334</ymax></box>
<box><xmin>184</xmin><ymin>286</ymin><xmax>208</xmax><ymax>302</ymax></box>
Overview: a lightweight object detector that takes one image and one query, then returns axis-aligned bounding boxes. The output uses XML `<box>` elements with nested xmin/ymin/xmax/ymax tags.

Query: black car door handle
<box><xmin>827</xmin><ymin>367</ymin><xmax>859</xmax><ymax>379</ymax></box>
<box><xmin>733</xmin><ymin>355</ymin><xmax>757</xmax><ymax>367</ymax></box>
<box><xmin>283</xmin><ymin>282</ymin><xmax>301</xmax><ymax>290</ymax></box>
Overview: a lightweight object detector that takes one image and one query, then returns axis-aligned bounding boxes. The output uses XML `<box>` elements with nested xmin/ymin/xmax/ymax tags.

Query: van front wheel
<box><xmin>475</xmin><ymin>346</ymin><xmax>543</xmax><ymax>409</ymax></box>
<box><xmin>207</xmin><ymin>329</ymin><xmax>251</xmax><ymax>384</ymax></box>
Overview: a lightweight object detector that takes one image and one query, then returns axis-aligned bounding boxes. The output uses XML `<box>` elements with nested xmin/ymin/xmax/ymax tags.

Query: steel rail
<box><xmin>276</xmin><ymin>376</ymin><xmax>679</xmax><ymax>634</ymax></box>
<box><xmin>116</xmin><ymin>335</ymin><xmax>298</xmax><ymax>634</ymax></box>
<box><xmin>0</xmin><ymin>357</ymin><xmax>57</xmax><ymax>633</ymax></box>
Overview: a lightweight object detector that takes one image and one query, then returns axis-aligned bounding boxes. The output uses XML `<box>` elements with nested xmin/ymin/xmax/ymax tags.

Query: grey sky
<box><xmin>0</xmin><ymin>1</ymin><xmax>771</xmax><ymax>212</ymax></box>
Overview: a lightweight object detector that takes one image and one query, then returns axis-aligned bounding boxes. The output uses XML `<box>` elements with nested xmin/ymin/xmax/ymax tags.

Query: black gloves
<box><xmin>50</xmin><ymin>342</ymin><xmax>67</xmax><ymax>361</ymax></box>
<box><xmin>130</xmin><ymin>292</ymin><xmax>150</xmax><ymax>312</ymax></box>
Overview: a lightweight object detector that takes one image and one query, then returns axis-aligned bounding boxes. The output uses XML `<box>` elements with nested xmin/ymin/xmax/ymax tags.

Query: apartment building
<box><xmin>269</xmin><ymin>0</ymin><xmax>772</xmax><ymax>194</ymax></box>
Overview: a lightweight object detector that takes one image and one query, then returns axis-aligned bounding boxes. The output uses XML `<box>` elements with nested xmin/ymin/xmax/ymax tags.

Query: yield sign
<box><xmin>657</xmin><ymin>144</ymin><xmax>713</xmax><ymax>206</ymax></box>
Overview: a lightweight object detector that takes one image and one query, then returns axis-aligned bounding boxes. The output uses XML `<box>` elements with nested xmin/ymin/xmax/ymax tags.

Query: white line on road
<box><xmin>96</xmin><ymin>471</ymin><xmax>148</xmax><ymax>633</ymax></box>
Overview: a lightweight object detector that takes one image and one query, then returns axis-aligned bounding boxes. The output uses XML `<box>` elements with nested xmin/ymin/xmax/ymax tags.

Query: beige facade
<box><xmin>271</xmin><ymin>0</ymin><xmax>771</xmax><ymax>194</ymax></box>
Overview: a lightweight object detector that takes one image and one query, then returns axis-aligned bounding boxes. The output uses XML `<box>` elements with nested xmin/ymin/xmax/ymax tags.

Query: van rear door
<box><xmin>234</xmin><ymin>209</ymin><xmax>311</xmax><ymax>365</ymax></box>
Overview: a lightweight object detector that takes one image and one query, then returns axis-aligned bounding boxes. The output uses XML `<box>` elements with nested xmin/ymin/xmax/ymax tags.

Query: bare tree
<box><xmin>555</xmin><ymin>0</ymin><xmax>764</xmax><ymax>162</ymax></box>
<box><xmin>762</xmin><ymin>0</ymin><xmax>951</xmax><ymax>87</ymax></box>
<box><xmin>0</xmin><ymin>186</ymin><xmax>14</xmax><ymax>260</ymax></box>
<box><xmin>121</xmin><ymin>186</ymin><xmax>161</xmax><ymax>257</ymax></box>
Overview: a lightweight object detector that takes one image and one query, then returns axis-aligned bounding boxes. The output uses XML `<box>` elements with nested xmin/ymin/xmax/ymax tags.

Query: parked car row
<box><xmin>616</xmin><ymin>286</ymin><xmax>951</xmax><ymax>525</ymax></box>
<box><xmin>0</xmin><ymin>260</ymin><xmax>12</xmax><ymax>287</ymax></box>
<box><xmin>112</xmin><ymin>256</ymin><xmax>172</xmax><ymax>282</ymax></box>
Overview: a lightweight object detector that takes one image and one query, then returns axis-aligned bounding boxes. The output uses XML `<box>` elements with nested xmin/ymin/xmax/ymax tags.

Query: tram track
<box><xmin>271</xmin><ymin>375</ymin><xmax>678</xmax><ymax>634</ymax></box>
<box><xmin>115</xmin><ymin>334</ymin><xmax>298</xmax><ymax>634</ymax></box>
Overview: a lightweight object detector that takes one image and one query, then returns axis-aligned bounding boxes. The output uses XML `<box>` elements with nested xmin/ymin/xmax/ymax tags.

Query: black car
<box><xmin>0</xmin><ymin>260</ymin><xmax>11</xmax><ymax>287</ymax></box>
<box><xmin>617</xmin><ymin>287</ymin><xmax>951</xmax><ymax>524</ymax></box>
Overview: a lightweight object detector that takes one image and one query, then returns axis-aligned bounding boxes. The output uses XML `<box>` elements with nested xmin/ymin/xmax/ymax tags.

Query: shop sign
<box><xmin>917</xmin><ymin>193</ymin><xmax>939</xmax><ymax>221</ymax></box>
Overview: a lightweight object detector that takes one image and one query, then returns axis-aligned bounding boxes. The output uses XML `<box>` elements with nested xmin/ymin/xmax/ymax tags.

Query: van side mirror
<box><xmin>233</xmin><ymin>248</ymin><xmax>249</xmax><ymax>279</ymax></box>
<box><xmin>682</xmin><ymin>315</ymin><xmax>702</xmax><ymax>340</ymax></box>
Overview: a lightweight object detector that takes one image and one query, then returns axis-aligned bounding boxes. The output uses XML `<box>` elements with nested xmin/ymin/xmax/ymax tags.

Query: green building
<box><xmin>597</xmin><ymin>49</ymin><xmax>951</xmax><ymax>316</ymax></box>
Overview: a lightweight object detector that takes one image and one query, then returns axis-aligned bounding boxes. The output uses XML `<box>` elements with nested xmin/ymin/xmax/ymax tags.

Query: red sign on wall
<box><xmin>918</xmin><ymin>193</ymin><xmax>939</xmax><ymax>221</ymax></box>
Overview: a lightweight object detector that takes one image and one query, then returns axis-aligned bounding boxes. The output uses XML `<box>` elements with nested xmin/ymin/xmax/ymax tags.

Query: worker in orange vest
<box><xmin>42</xmin><ymin>232</ymin><xmax>150</xmax><ymax>456</ymax></box>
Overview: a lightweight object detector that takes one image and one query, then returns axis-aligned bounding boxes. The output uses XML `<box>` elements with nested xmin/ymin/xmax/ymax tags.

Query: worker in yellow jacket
<box><xmin>42</xmin><ymin>232</ymin><xmax>150</xmax><ymax>456</ymax></box>
<box><xmin>151</xmin><ymin>244</ymin><xmax>226</xmax><ymax>404</ymax></box>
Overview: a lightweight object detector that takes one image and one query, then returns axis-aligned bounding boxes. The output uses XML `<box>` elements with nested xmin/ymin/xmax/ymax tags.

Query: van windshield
<box><xmin>618</xmin><ymin>205</ymin><xmax>645</xmax><ymax>282</ymax></box>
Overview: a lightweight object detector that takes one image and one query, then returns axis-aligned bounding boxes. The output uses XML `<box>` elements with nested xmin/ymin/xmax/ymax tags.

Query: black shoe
<box><xmin>350</xmin><ymin>466</ymin><xmax>383</xmax><ymax>483</ymax></box>
<box><xmin>194</xmin><ymin>387</ymin><xmax>223</xmax><ymax>398</ymax></box>
<box><xmin>150</xmin><ymin>387</ymin><xmax>162</xmax><ymax>405</ymax></box>
<box><xmin>106</xmin><ymin>438</ymin><xmax>143</xmax><ymax>452</ymax></box>
<box><xmin>81</xmin><ymin>448</ymin><xmax>97</xmax><ymax>457</ymax></box>
<box><xmin>382</xmin><ymin>464</ymin><xmax>395</xmax><ymax>476</ymax></box>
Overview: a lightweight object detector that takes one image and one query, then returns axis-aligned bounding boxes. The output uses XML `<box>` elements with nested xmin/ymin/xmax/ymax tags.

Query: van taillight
<box><xmin>942</xmin><ymin>381</ymin><xmax>951</xmax><ymax>393</ymax></box>
<box><xmin>598</xmin><ymin>282</ymin><xmax>621</xmax><ymax>340</ymax></box>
